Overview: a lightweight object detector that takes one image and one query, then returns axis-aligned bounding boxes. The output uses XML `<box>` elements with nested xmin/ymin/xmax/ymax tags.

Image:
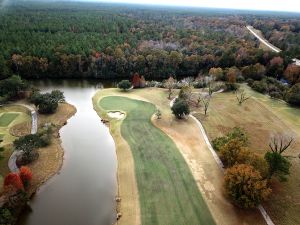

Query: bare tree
<box><xmin>196</xmin><ymin>93</ymin><xmax>202</xmax><ymax>107</ymax></box>
<box><xmin>202</xmin><ymin>96</ymin><xmax>211</xmax><ymax>115</ymax></box>
<box><xmin>155</xmin><ymin>109</ymin><xmax>162</xmax><ymax>119</ymax></box>
<box><xmin>236</xmin><ymin>89</ymin><xmax>250</xmax><ymax>105</ymax></box>
<box><xmin>208</xmin><ymin>81</ymin><xmax>214</xmax><ymax>97</ymax></box>
<box><xmin>269</xmin><ymin>134</ymin><xmax>294</xmax><ymax>154</ymax></box>
<box><xmin>165</xmin><ymin>76</ymin><xmax>175</xmax><ymax>99</ymax></box>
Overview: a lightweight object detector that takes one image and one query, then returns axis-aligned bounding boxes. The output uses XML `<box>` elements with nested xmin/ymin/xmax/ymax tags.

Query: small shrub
<box><xmin>224</xmin><ymin>82</ymin><xmax>239</xmax><ymax>92</ymax></box>
<box><xmin>118</xmin><ymin>80</ymin><xmax>131</xmax><ymax>91</ymax></box>
<box><xmin>251</xmin><ymin>80</ymin><xmax>268</xmax><ymax>93</ymax></box>
<box><xmin>269</xmin><ymin>91</ymin><xmax>283</xmax><ymax>99</ymax></box>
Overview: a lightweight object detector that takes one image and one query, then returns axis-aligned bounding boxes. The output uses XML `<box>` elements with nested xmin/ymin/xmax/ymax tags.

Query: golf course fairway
<box><xmin>99</xmin><ymin>96</ymin><xmax>215</xmax><ymax>225</ymax></box>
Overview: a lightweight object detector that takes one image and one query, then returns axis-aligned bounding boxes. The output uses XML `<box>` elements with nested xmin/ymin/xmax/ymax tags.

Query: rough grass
<box><xmin>0</xmin><ymin>112</ymin><xmax>19</xmax><ymax>127</ymax></box>
<box><xmin>99</xmin><ymin>96</ymin><xmax>215</xmax><ymax>225</ymax></box>
<box><xmin>194</xmin><ymin>86</ymin><xmax>300</xmax><ymax>225</ymax></box>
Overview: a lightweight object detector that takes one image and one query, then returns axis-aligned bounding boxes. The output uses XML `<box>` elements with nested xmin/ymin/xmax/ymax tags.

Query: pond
<box><xmin>19</xmin><ymin>79</ymin><xmax>118</xmax><ymax>225</ymax></box>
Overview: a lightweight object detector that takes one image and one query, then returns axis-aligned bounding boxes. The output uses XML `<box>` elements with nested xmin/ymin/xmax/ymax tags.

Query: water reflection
<box><xmin>19</xmin><ymin>79</ymin><xmax>117</xmax><ymax>225</ymax></box>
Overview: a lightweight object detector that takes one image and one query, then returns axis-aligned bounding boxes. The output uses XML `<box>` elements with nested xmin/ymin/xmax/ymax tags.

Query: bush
<box><xmin>265</xmin><ymin>152</ymin><xmax>291</xmax><ymax>181</ymax></box>
<box><xmin>19</xmin><ymin>166</ymin><xmax>33</xmax><ymax>189</ymax></box>
<box><xmin>38</xmin><ymin>99</ymin><xmax>58</xmax><ymax>114</ymax></box>
<box><xmin>4</xmin><ymin>173</ymin><xmax>24</xmax><ymax>190</ymax></box>
<box><xmin>224</xmin><ymin>82</ymin><xmax>239</xmax><ymax>92</ymax></box>
<box><xmin>118</xmin><ymin>80</ymin><xmax>132</xmax><ymax>91</ymax></box>
<box><xmin>219</xmin><ymin>139</ymin><xmax>244</xmax><ymax>167</ymax></box>
<box><xmin>286</xmin><ymin>83</ymin><xmax>300</xmax><ymax>107</ymax></box>
<box><xmin>269</xmin><ymin>91</ymin><xmax>283</xmax><ymax>99</ymax></box>
<box><xmin>178</xmin><ymin>86</ymin><xmax>193</xmax><ymax>100</ymax></box>
<box><xmin>171</xmin><ymin>99</ymin><xmax>190</xmax><ymax>119</ymax></box>
<box><xmin>246</xmin><ymin>78</ymin><xmax>254</xmax><ymax>86</ymax></box>
<box><xmin>236</xmin><ymin>75</ymin><xmax>245</xmax><ymax>83</ymax></box>
<box><xmin>212</xmin><ymin>136</ymin><xmax>228</xmax><ymax>151</ymax></box>
<box><xmin>31</xmin><ymin>90</ymin><xmax>64</xmax><ymax>114</ymax></box>
<box><xmin>14</xmin><ymin>127</ymin><xmax>52</xmax><ymax>165</ymax></box>
<box><xmin>251</xmin><ymin>80</ymin><xmax>268</xmax><ymax>93</ymax></box>
<box><xmin>224</xmin><ymin>164</ymin><xmax>271</xmax><ymax>208</ymax></box>
<box><xmin>212</xmin><ymin>127</ymin><xmax>248</xmax><ymax>151</ymax></box>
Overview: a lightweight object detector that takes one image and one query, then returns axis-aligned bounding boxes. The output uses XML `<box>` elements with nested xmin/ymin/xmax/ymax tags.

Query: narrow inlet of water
<box><xmin>19</xmin><ymin>80</ymin><xmax>117</xmax><ymax>225</ymax></box>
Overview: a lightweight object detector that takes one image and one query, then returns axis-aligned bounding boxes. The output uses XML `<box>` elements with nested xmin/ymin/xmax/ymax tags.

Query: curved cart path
<box><xmin>8</xmin><ymin>103</ymin><xmax>37</xmax><ymax>172</ymax></box>
<box><xmin>169</xmin><ymin>96</ymin><xmax>274</xmax><ymax>225</ymax></box>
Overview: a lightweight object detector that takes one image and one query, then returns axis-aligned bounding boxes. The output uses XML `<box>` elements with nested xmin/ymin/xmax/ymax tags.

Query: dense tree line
<box><xmin>0</xmin><ymin>1</ymin><xmax>282</xmax><ymax>80</ymax></box>
<box><xmin>0</xmin><ymin>1</ymin><xmax>299</xmax><ymax>106</ymax></box>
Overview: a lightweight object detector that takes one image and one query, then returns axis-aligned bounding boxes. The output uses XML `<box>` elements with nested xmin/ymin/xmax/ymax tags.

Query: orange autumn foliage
<box><xmin>19</xmin><ymin>166</ymin><xmax>33</xmax><ymax>187</ymax></box>
<box><xmin>224</xmin><ymin>164</ymin><xmax>271</xmax><ymax>208</ymax></box>
<box><xmin>4</xmin><ymin>173</ymin><xmax>24</xmax><ymax>190</ymax></box>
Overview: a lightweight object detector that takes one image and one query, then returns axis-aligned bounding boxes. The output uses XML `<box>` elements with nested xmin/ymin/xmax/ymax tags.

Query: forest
<box><xmin>0</xmin><ymin>1</ymin><xmax>299</xmax><ymax>85</ymax></box>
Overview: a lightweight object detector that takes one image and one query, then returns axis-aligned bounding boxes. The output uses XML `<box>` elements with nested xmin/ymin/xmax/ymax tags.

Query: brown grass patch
<box><xmin>195</xmin><ymin>91</ymin><xmax>300</xmax><ymax>225</ymax></box>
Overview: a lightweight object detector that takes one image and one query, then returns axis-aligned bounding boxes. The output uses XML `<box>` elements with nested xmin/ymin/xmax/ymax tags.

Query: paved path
<box><xmin>170</xmin><ymin>94</ymin><xmax>274</xmax><ymax>225</ymax></box>
<box><xmin>246</xmin><ymin>25</ymin><xmax>281</xmax><ymax>53</ymax></box>
<box><xmin>8</xmin><ymin>103</ymin><xmax>38</xmax><ymax>172</ymax></box>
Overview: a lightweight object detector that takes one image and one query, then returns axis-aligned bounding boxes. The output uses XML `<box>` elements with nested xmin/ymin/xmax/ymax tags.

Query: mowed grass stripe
<box><xmin>0</xmin><ymin>113</ymin><xmax>19</xmax><ymax>127</ymax></box>
<box><xmin>99</xmin><ymin>96</ymin><xmax>215</xmax><ymax>225</ymax></box>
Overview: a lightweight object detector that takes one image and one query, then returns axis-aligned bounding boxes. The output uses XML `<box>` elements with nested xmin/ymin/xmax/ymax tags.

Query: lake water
<box><xmin>19</xmin><ymin>79</ymin><xmax>118</xmax><ymax>225</ymax></box>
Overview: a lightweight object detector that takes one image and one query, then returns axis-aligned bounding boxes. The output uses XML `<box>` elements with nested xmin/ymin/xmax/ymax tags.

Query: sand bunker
<box><xmin>107</xmin><ymin>111</ymin><xmax>125</xmax><ymax>120</ymax></box>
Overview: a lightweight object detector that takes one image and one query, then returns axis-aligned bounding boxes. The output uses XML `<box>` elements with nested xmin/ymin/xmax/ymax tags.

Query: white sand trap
<box><xmin>107</xmin><ymin>111</ymin><xmax>125</xmax><ymax>120</ymax></box>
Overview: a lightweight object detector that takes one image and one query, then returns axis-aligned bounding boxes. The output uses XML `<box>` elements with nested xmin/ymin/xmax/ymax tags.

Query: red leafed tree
<box><xmin>19</xmin><ymin>166</ymin><xmax>33</xmax><ymax>189</ymax></box>
<box><xmin>95</xmin><ymin>52</ymin><xmax>101</xmax><ymax>59</ymax></box>
<box><xmin>4</xmin><ymin>173</ymin><xmax>24</xmax><ymax>190</ymax></box>
<box><xmin>284</xmin><ymin>64</ymin><xmax>300</xmax><ymax>84</ymax></box>
<box><xmin>132</xmin><ymin>73</ymin><xmax>141</xmax><ymax>88</ymax></box>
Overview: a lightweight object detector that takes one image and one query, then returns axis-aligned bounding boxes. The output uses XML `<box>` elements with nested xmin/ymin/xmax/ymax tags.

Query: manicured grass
<box><xmin>99</xmin><ymin>96</ymin><xmax>215</xmax><ymax>225</ymax></box>
<box><xmin>194</xmin><ymin>88</ymin><xmax>300</xmax><ymax>225</ymax></box>
<box><xmin>0</xmin><ymin>112</ymin><xmax>19</xmax><ymax>127</ymax></box>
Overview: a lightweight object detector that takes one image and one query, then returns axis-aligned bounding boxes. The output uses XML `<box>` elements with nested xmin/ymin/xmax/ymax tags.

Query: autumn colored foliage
<box><xmin>4</xmin><ymin>173</ymin><xmax>24</xmax><ymax>190</ymax></box>
<box><xmin>19</xmin><ymin>166</ymin><xmax>33</xmax><ymax>189</ymax></box>
<box><xmin>224</xmin><ymin>164</ymin><xmax>271</xmax><ymax>208</ymax></box>
<box><xmin>132</xmin><ymin>73</ymin><xmax>141</xmax><ymax>88</ymax></box>
<box><xmin>284</xmin><ymin>64</ymin><xmax>300</xmax><ymax>84</ymax></box>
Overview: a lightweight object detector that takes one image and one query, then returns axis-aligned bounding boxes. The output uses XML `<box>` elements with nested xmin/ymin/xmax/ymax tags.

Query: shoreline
<box><xmin>24</xmin><ymin>103</ymin><xmax>76</xmax><ymax>196</ymax></box>
<box><xmin>92</xmin><ymin>91</ymin><xmax>141</xmax><ymax>225</ymax></box>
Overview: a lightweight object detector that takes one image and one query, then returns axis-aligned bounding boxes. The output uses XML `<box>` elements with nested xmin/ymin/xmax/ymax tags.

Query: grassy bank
<box><xmin>0</xmin><ymin>105</ymin><xmax>31</xmax><ymax>187</ymax></box>
<box><xmin>0</xmin><ymin>103</ymin><xmax>76</xmax><ymax>195</ymax></box>
<box><xmin>195</xmin><ymin>87</ymin><xmax>300</xmax><ymax>225</ymax></box>
<box><xmin>99</xmin><ymin>95</ymin><xmax>215</xmax><ymax>225</ymax></box>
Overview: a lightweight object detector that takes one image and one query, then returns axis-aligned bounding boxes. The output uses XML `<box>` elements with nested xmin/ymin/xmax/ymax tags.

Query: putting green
<box><xmin>99</xmin><ymin>96</ymin><xmax>215</xmax><ymax>225</ymax></box>
<box><xmin>0</xmin><ymin>112</ymin><xmax>19</xmax><ymax>127</ymax></box>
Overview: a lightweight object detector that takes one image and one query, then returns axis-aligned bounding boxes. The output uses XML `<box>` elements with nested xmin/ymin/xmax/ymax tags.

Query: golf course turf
<box><xmin>0</xmin><ymin>112</ymin><xmax>19</xmax><ymax>127</ymax></box>
<box><xmin>99</xmin><ymin>96</ymin><xmax>215</xmax><ymax>225</ymax></box>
